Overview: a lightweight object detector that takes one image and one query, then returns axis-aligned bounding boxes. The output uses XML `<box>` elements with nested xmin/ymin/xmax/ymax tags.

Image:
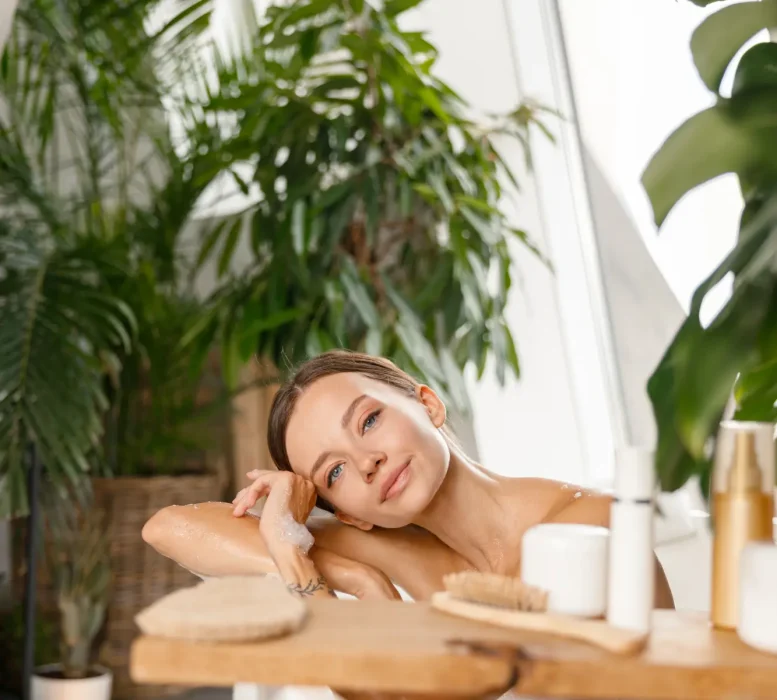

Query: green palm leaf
<box><xmin>0</xmin><ymin>235</ymin><xmax>135</xmax><ymax>518</ymax></box>
<box><xmin>0</xmin><ymin>0</ymin><xmax>226</xmax><ymax>516</ymax></box>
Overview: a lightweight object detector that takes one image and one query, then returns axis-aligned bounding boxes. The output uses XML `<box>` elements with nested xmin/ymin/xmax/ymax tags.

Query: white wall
<box><xmin>558</xmin><ymin>0</ymin><xmax>744</xmax><ymax>319</ymax></box>
<box><xmin>404</xmin><ymin>0</ymin><xmax>621</xmax><ymax>486</ymax></box>
<box><xmin>461</xmin><ymin>0</ymin><xmax>752</xmax><ymax>483</ymax></box>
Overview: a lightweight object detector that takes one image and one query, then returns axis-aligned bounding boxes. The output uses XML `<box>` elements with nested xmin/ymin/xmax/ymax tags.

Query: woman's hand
<box><xmin>233</xmin><ymin>469</ymin><xmax>316</xmax><ymax>557</ymax></box>
<box><xmin>233</xmin><ymin>469</ymin><xmax>334</xmax><ymax>598</ymax></box>
<box><xmin>231</xmin><ymin>471</ymin><xmax>401</xmax><ymax>601</ymax></box>
<box><xmin>233</xmin><ymin>469</ymin><xmax>316</xmax><ymax>521</ymax></box>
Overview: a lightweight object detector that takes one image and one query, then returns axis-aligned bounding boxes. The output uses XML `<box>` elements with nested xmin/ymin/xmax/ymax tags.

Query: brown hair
<box><xmin>268</xmin><ymin>350</ymin><xmax>428</xmax><ymax>513</ymax></box>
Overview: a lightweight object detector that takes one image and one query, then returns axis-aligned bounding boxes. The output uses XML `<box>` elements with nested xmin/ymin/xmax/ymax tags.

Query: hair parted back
<box><xmin>267</xmin><ymin>350</ymin><xmax>450</xmax><ymax>513</ymax></box>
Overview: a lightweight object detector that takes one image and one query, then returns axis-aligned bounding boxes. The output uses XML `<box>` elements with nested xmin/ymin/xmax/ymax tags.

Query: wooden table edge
<box><xmin>129</xmin><ymin>635</ymin><xmax>517</xmax><ymax>696</ymax></box>
<box><xmin>128</xmin><ymin>602</ymin><xmax>777</xmax><ymax>700</ymax></box>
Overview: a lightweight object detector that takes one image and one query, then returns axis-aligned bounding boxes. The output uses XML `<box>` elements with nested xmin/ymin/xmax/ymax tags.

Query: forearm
<box><xmin>142</xmin><ymin>502</ymin><xmax>275</xmax><ymax>578</ymax></box>
<box><xmin>272</xmin><ymin>545</ymin><xmax>336</xmax><ymax>599</ymax></box>
<box><xmin>142</xmin><ymin>502</ymin><xmax>331</xmax><ymax>599</ymax></box>
<box><xmin>142</xmin><ymin>502</ymin><xmax>400</xmax><ymax>599</ymax></box>
<box><xmin>308</xmin><ymin>518</ymin><xmax>463</xmax><ymax>600</ymax></box>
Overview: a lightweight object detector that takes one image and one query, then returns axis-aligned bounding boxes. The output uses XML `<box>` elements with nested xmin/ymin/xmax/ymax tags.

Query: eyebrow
<box><xmin>341</xmin><ymin>393</ymin><xmax>368</xmax><ymax>429</ymax></box>
<box><xmin>308</xmin><ymin>394</ymin><xmax>369</xmax><ymax>483</ymax></box>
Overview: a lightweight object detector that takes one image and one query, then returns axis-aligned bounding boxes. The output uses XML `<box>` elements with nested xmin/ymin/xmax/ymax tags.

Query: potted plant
<box><xmin>33</xmin><ymin>497</ymin><xmax>112</xmax><ymax>700</ymax></box>
<box><xmin>641</xmin><ymin>0</ymin><xmax>777</xmax><ymax>495</ymax></box>
<box><xmin>90</xmin><ymin>291</ymin><xmax>238</xmax><ymax>698</ymax></box>
<box><xmin>0</xmin><ymin>602</ymin><xmax>58</xmax><ymax>699</ymax></box>
<box><xmin>4</xmin><ymin>0</ymin><xmax>552</xmax><ymax>688</ymax></box>
<box><xmin>184</xmin><ymin>0</ymin><xmax>554</xmax><ymax>407</ymax></box>
<box><xmin>0</xmin><ymin>0</ymin><xmax>241</xmax><ymax>514</ymax></box>
<box><xmin>0</xmin><ymin>1</ymin><xmax>249</xmax><ymax>695</ymax></box>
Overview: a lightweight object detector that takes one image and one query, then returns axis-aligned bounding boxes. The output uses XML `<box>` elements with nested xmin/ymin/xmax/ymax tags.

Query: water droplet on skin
<box><xmin>193</xmin><ymin>505</ymin><xmax>199</xmax><ymax>509</ymax></box>
<box><xmin>574</xmin><ymin>491</ymin><xmax>582</xmax><ymax>499</ymax></box>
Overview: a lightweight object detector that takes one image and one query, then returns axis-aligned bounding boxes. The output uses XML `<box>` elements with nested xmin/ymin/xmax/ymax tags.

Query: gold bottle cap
<box><xmin>712</xmin><ymin>421</ymin><xmax>775</xmax><ymax>495</ymax></box>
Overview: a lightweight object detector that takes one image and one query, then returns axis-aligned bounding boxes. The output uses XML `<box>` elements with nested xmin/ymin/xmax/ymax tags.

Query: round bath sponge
<box><xmin>135</xmin><ymin>576</ymin><xmax>308</xmax><ymax>642</ymax></box>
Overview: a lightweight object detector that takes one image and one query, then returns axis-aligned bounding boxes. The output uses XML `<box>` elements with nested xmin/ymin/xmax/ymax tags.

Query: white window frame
<box><xmin>502</xmin><ymin>0</ymin><xmax>629</xmax><ymax>487</ymax></box>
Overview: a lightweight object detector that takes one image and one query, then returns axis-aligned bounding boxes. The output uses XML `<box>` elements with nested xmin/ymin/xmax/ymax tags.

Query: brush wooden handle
<box><xmin>430</xmin><ymin>591</ymin><xmax>647</xmax><ymax>655</ymax></box>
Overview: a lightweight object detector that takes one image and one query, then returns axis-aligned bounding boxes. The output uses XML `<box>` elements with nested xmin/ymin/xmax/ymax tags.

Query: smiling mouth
<box><xmin>381</xmin><ymin>460</ymin><xmax>411</xmax><ymax>502</ymax></box>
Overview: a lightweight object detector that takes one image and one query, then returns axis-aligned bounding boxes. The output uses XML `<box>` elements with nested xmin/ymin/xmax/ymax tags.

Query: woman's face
<box><xmin>285</xmin><ymin>372</ymin><xmax>450</xmax><ymax>529</ymax></box>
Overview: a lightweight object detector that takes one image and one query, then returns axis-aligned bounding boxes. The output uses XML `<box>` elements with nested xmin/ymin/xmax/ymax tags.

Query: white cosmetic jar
<box><xmin>738</xmin><ymin>541</ymin><xmax>777</xmax><ymax>654</ymax></box>
<box><xmin>521</xmin><ymin>523</ymin><xmax>609</xmax><ymax>618</ymax></box>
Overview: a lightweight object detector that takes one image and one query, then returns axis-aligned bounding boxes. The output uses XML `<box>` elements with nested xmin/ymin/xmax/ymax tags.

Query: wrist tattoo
<box><xmin>287</xmin><ymin>575</ymin><xmax>336</xmax><ymax>598</ymax></box>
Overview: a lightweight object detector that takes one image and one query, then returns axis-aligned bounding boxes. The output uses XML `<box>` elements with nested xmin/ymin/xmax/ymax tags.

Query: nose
<box><xmin>357</xmin><ymin>451</ymin><xmax>386</xmax><ymax>482</ymax></box>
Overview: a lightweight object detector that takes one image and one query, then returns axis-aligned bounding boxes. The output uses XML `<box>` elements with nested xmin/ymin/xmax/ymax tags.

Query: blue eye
<box><xmin>362</xmin><ymin>410</ymin><xmax>380</xmax><ymax>433</ymax></box>
<box><xmin>327</xmin><ymin>464</ymin><xmax>343</xmax><ymax>488</ymax></box>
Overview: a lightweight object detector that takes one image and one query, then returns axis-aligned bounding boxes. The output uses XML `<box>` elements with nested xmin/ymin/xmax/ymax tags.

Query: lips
<box><xmin>380</xmin><ymin>460</ymin><xmax>411</xmax><ymax>502</ymax></box>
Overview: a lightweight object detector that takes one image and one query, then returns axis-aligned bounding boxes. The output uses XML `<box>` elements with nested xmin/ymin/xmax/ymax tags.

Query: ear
<box><xmin>415</xmin><ymin>384</ymin><xmax>447</xmax><ymax>428</ymax></box>
<box><xmin>335</xmin><ymin>510</ymin><xmax>374</xmax><ymax>531</ymax></box>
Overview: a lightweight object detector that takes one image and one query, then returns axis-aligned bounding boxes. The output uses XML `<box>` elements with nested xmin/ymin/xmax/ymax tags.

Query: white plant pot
<box><xmin>32</xmin><ymin>664</ymin><xmax>112</xmax><ymax>700</ymax></box>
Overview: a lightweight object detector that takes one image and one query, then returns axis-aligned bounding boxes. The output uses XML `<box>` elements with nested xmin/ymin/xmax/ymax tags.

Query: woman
<box><xmin>143</xmin><ymin>350</ymin><xmax>674</xmax><ymax>608</ymax></box>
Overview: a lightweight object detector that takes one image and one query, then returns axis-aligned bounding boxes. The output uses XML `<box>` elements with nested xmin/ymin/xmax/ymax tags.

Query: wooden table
<box><xmin>130</xmin><ymin>600</ymin><xmax>777</xmax><ymax>699</ymax></box>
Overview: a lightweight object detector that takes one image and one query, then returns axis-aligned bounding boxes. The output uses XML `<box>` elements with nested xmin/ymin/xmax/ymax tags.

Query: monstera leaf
<box><xmin>643</xmin><ymin>0</ymin><xmax>777</xmax><ymax>495</ymax></box>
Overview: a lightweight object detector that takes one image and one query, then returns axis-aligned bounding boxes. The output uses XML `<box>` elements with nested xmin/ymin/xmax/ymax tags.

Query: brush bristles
<box><xmin>443</xmin><ymin>572</ymin><xmax>548</xmax><ymax>612</ymax></box>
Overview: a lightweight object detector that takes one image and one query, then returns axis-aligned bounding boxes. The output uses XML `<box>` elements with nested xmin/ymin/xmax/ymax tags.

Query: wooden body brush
<box><xmin>432</xmin><ymin>572</ymin><xmax>647</xmax><ymax>655</ymax></box>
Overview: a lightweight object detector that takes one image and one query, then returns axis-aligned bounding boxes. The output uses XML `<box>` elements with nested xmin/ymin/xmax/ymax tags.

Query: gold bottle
<box><xmin>711</xmin><ymin>421</ymin><xmax>775</xmax><ymax>629</ymax></box>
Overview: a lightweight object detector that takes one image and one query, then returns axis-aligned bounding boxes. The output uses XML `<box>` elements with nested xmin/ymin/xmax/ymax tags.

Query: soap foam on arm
<box><xmin>276</xmin><ymin>510</ymin><xmax>315</xmax><ymax>554</ymax></box>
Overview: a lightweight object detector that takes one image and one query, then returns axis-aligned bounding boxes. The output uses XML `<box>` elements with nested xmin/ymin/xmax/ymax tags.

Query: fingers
<box><xmin>232</xmin><ymin>472</ymin><xmax>276</xmax><ymax>517</ymax></box>
<box><xmin>232</xmin><ymin>469</ymin><xmax>316</xmax><ymax>520</ymax></box>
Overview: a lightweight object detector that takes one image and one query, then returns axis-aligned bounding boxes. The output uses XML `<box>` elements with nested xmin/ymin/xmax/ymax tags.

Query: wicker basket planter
<box><xmin>92</xmin><ymin>474</ymin><xmax>224</xmax><ymax>699</ymax></box>
<box><xmin>11</xmin><ymin>473</ymin><xmax>224</xmax><ymax>698</ymax></box>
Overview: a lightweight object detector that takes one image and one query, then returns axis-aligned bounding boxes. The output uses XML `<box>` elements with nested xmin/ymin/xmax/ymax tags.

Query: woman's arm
<box><xmin>142</xmin><ymin>502</ymin><xmax>400</xmax><ymax>600</ymax></box>
<box><xmin>142</xmin><ymin>503</ymin><xmax>273</xmax><ymax>578</ymax></box>
<box><xmin>142</xmin><ymin>501</ymin><xmax>461</xmax><ymax>599</ymax></box>
<box><xmin>144</xmin><ymin>492</ymin><xmax>675</xmax><ymax>608</ymax></box>
<box><xmin>306</xmin><ymin>517</ymin><xmax>469</xmax><ymax>600</ymax></box>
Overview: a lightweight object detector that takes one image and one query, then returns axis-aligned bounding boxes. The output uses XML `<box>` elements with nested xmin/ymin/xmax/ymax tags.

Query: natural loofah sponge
<box><xmin>135</xmin><ymin>576</ymin><xmax>308</xmax><ymax>642</ymax></box>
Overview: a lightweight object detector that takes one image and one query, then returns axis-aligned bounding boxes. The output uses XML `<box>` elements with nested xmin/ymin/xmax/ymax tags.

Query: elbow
<box><xmin>142</xmin><ymin>506</ymin><xmax>177</xmax><ymax>551</ymax></box>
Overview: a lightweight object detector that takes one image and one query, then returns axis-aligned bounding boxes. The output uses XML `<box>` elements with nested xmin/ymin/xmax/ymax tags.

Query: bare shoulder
<box><xmin>504</xmin><ymin>477</ymin><xmax>610</xmax><ymax>526</ymax></box>
<box><xmin>538</xmin><ymin>482</ymin><xmax>674</xmax><ymax>609</ymax></box>
<box><xmin>546</xmin><ymin>485</ymin><xmax>612</xmax><ymax>527</ymax></box>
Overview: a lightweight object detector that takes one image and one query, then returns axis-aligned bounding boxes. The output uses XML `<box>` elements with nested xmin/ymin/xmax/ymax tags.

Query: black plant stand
<box><xmin>21</xmin><ymin>445</ymin><xmax>41</xmax><ymax>700</ymax></box>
